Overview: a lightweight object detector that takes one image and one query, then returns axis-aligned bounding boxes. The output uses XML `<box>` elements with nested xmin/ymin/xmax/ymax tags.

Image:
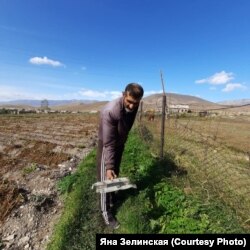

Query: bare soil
<box><xmin>0</xmin><ymin>113</ymin><xmax>99</xmax><ymax>250</ymax></box>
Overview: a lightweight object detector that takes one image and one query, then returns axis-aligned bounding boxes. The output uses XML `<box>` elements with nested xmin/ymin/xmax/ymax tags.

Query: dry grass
<box><xmin>175</xmin><ymin>116</ymin><xmax>250</xmax><ymax>153</ymax></box>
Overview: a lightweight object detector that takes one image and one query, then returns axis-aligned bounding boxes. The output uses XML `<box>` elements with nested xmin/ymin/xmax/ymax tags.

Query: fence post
<box><xmin>160</xmin><ymin>71</ymin><xmax>166</xmax><ymax>159</ymax></box>
<box><xmin>139</xmin><ymin>101</ymin><xmax>143</xmax><ymax>122</ymax></box>
<box><xmin>160</xmin><ymin>95</ymin><xmax>166</xmax><ymax>158</ymax></box>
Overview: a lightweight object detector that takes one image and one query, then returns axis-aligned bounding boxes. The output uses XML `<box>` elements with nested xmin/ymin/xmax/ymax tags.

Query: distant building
<box><xmin>168</xmin><ymin>104</ymin><xmax>190</xmax><ymax>113</ymax></box>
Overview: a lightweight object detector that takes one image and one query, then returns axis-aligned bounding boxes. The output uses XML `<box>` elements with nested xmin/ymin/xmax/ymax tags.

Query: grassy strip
<box><xmin>46</xmin><ymin>150</ymin><xmax>109</xmax><ymax>250</ymax></box>
<box><xmin>47</xmin><ymin>129</ymin><xmax>247</xmax><ymax>250</ymax></box>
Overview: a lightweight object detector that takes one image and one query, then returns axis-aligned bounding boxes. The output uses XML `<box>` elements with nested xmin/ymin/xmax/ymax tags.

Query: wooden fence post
<box><xmin>160</xmin><ymin>71</ymin><xmax>166</xmax><ymax>159</ymax></box>
<box><xmin>139</xmin><ymin>101</ymin><xmax>143</xmax><ymax>122</ymax></box>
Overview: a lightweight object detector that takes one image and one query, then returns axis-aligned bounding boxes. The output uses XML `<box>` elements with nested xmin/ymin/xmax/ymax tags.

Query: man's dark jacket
<box><xmin>98</xmin><ymin>96</ymin><xmax>138</xmax><ymax>170</ymax></box>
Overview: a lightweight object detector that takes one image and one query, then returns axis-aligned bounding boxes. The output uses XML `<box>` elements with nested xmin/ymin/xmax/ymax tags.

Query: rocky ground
<box><xmin>0</xmin><ymin>113</ymin><xmax>98</xmax><ymax>250</ymax></box>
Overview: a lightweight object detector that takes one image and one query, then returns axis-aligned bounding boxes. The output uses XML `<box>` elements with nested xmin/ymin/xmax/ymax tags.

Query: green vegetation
<box><xmin>47</xmin><ymin>129</ymin><xmax>247</xmax><ymax>250</ymax></box>
<box><xmin>77</xmin><ymin>144</ymin><xmax>86</xmax><ymax>149</ymax></box>
<box><xmin>118</xmin><ymin>130</ymin><xmax>246</xmax><ymax>234</ymax></box>
<box><xmin>22</xmin><ymin>163</ymin><xmax>37</xmax><ymax>175</ymax></box>
<box><xmin>0</xmin><ymin>108</ymin><xmax>9</xmax><ymax>114</ymax></box>
<box><xmin>47</xmin><ymin>150</ymin><xmax>102</xmax><ymax>250</ymax></box>
<box><xmin>145</xmin><ymin>116</ymin><xmax>250</xmax><ymax>225</ymax></box>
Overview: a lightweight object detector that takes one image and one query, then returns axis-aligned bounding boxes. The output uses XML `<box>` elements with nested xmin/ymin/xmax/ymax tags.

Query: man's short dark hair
<box><xmin>125</xmin><ymin>83</ymin><xmax>144</xmax><ymax>99</ymax></box>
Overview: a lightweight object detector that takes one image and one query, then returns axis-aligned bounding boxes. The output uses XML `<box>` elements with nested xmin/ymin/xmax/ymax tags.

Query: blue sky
<box><xmin>0</xmin><ymin>0</ymin><xmax>249</xmax><ymax>102</ymax></box>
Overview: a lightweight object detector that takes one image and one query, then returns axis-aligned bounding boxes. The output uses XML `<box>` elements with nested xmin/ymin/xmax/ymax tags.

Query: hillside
<box><xmin>0</xmin><ymin>99</ymin><xmax>97</xmax><ymax>107</ymax></box>
<box><xmin>0</xmin><ymin>104</ymin><xmax>35</xmax><ymax>110</ymax></box>
<box><xmin>142</xmin><ymin>93</ymin><xmax>224</xmax><ymax>111</ymax></box>
<box><xmin>1</xmin><ymin>94</ymin><xmax>249</xmax><ymax>113</ymax></box>
<box><xmin>49</xmin><ymin>93</ymin><xmax>220</xmax><ymax>112</ymax></box>
<box><xmin>51</xmin><ymin>101</ymin><xmax>108</xmax><ymax>112</ymax></box>
<box><xmin>218</xmin><ymin>99</ymin><xmax>250</xmax><ymax>106</ymax></box>
<box><xmin>51</xmin><ymin>93</ymin><xmax>224</xmax><ymax>112</ymax></box>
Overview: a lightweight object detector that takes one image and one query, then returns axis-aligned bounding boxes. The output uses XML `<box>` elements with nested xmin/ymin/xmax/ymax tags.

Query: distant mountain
<box><xmin>51</xmin><ymin>101</ymin><xmax>108</xmax><ymax>112</ymax></box>
<box><xmin>144</xmin><ymin>93</ymin><xmax>215</xmax><ymax>105</ymax></box>
<box><xmin>50</xmin><ymin>93</ymin><xmax>218</xmax><ymax>112</ymax></box>
<box><xmin>1</xmin><ymin>94</ymin><xmax>248</xmax><ymax>112</ymax></box>
<box><xmin>142</xmin><ymin>93</ymin><xmax>223</xmax><ymax>111</ymax></box>
<box><xmin>0</xmin><ymin>99</ymin><xmax>98</xmax><ymax>107</ymax></box>
<box><xmin>217</xmin><ymin>99</ymin><xmax>250</xmax><ymax>106</ymax></box>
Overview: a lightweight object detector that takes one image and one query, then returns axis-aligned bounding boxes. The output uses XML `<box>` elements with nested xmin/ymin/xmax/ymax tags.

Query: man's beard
<box><xmin>125</xmin><ymin>107</ymin><xmax>134</xmax><ymax>113</ymax></box>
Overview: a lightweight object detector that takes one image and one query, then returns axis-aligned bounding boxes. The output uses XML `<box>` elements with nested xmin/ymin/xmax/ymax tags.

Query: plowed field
<box><xmin>0</xmin><ymin>113</ymin><xmax>99</xmax><ymax>223</ymax></box>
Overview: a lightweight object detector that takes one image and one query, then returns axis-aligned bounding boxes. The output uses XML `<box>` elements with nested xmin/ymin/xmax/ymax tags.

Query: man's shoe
<box><xmin>108</xmin><ymin>217</ymin><xmax>120</xmax><ymax>230</ymax></box>
<box><xmin>102</xmin><ymin>212</ymin><xmax>120</xmax><ymax>229</ymax></box>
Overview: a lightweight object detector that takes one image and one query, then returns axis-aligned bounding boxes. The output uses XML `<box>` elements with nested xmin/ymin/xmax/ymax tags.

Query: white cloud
<box><xmin>109</xmin><ymin>91</ymin><xmax>122</xmax><ymax>100</ymax></box>
<box><xmin>222</xmin><ymin>83</ymin><xmax>247</xmax><ymax>92</ymax></box>
<box><xmin>0</xmin><ymin>85</ymin><xmax>51</xmax><ymax>101</ymax></box>
<box><xmin>77</xmin><ymin>89</ymin><xmax>163</xmax><ymax>100</ymax></box>
<box><xmin>0</xmin><ymin>85</ymin><xmax>70</xmax><ymax>101</ymax></box>
<box><xmin>78</xmin><ymin>89</ymin><xmax>122</xmax><ymax>100</ymax></box>
<box><xmin>195</xmin><ymin>71</ymin><xmax>234</xmax><ymax>85</ymax></box>
<box><xmin>29</xmin><ymin>56</ymin><xmax>64</xmax><ymax>67</ymax></box>
<box><xmin>144</xmin><ymin>90</ymin><xmax>162</xmax><ymax>96</ymax></box>
<box><xmin>195</xmin><ymin>71</ymin><xmax>249</xmax><ymax>94</ymax></box>
<box><xmin>78</xmin><ymin>89</ymin><xmax>163</xmax><ymax>100</ymax></box>
<box><xmin>0</xmin><ymin>86</ymin><xmax>31</xmax><ymax>101</ymax></box>
<box><xmin>0</xmin><ymin>85</ymin><xmax>122</xmax><ymax>102</ymax></box>
<box><xmin>78</xmin><ymin>89</ymin><xmax>106</xmax><ymax>98</ymax></box>
<box><xmin>0</xmin><ymin>85</ymin><xmax>163</xmax><ymax>102</ymax></box>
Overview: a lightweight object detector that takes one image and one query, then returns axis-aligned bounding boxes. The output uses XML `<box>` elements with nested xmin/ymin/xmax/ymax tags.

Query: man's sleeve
<box><xmin>102</xmin><ymin>110</ymin><xmax>118</xmax><ymax>170</ymax></box>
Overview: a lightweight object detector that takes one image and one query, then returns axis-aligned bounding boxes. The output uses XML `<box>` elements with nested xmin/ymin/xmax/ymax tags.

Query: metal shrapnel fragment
<box><xmin>91</xmin><ymin>177</ymin><xmax>137</xmax><ymax>193</ymax></box>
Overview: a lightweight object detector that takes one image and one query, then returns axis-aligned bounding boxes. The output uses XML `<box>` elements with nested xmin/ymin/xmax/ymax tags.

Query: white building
<box><xmin>168</xmin><ymin>104</ymin><xmax>190</xmax><ymax>113</ymax></box>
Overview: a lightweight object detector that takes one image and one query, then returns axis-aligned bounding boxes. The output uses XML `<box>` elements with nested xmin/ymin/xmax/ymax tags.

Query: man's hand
<box><xmin>106</xmin><ymin>170</ymin><xmax>117</xmax><ymax>180</ymax></box>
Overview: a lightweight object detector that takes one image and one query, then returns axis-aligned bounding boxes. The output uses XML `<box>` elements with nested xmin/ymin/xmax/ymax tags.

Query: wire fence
<box><xmin>136</xmin><ymin>98</ymin><xmax>250</xmax><ymax>226</ymax></box>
